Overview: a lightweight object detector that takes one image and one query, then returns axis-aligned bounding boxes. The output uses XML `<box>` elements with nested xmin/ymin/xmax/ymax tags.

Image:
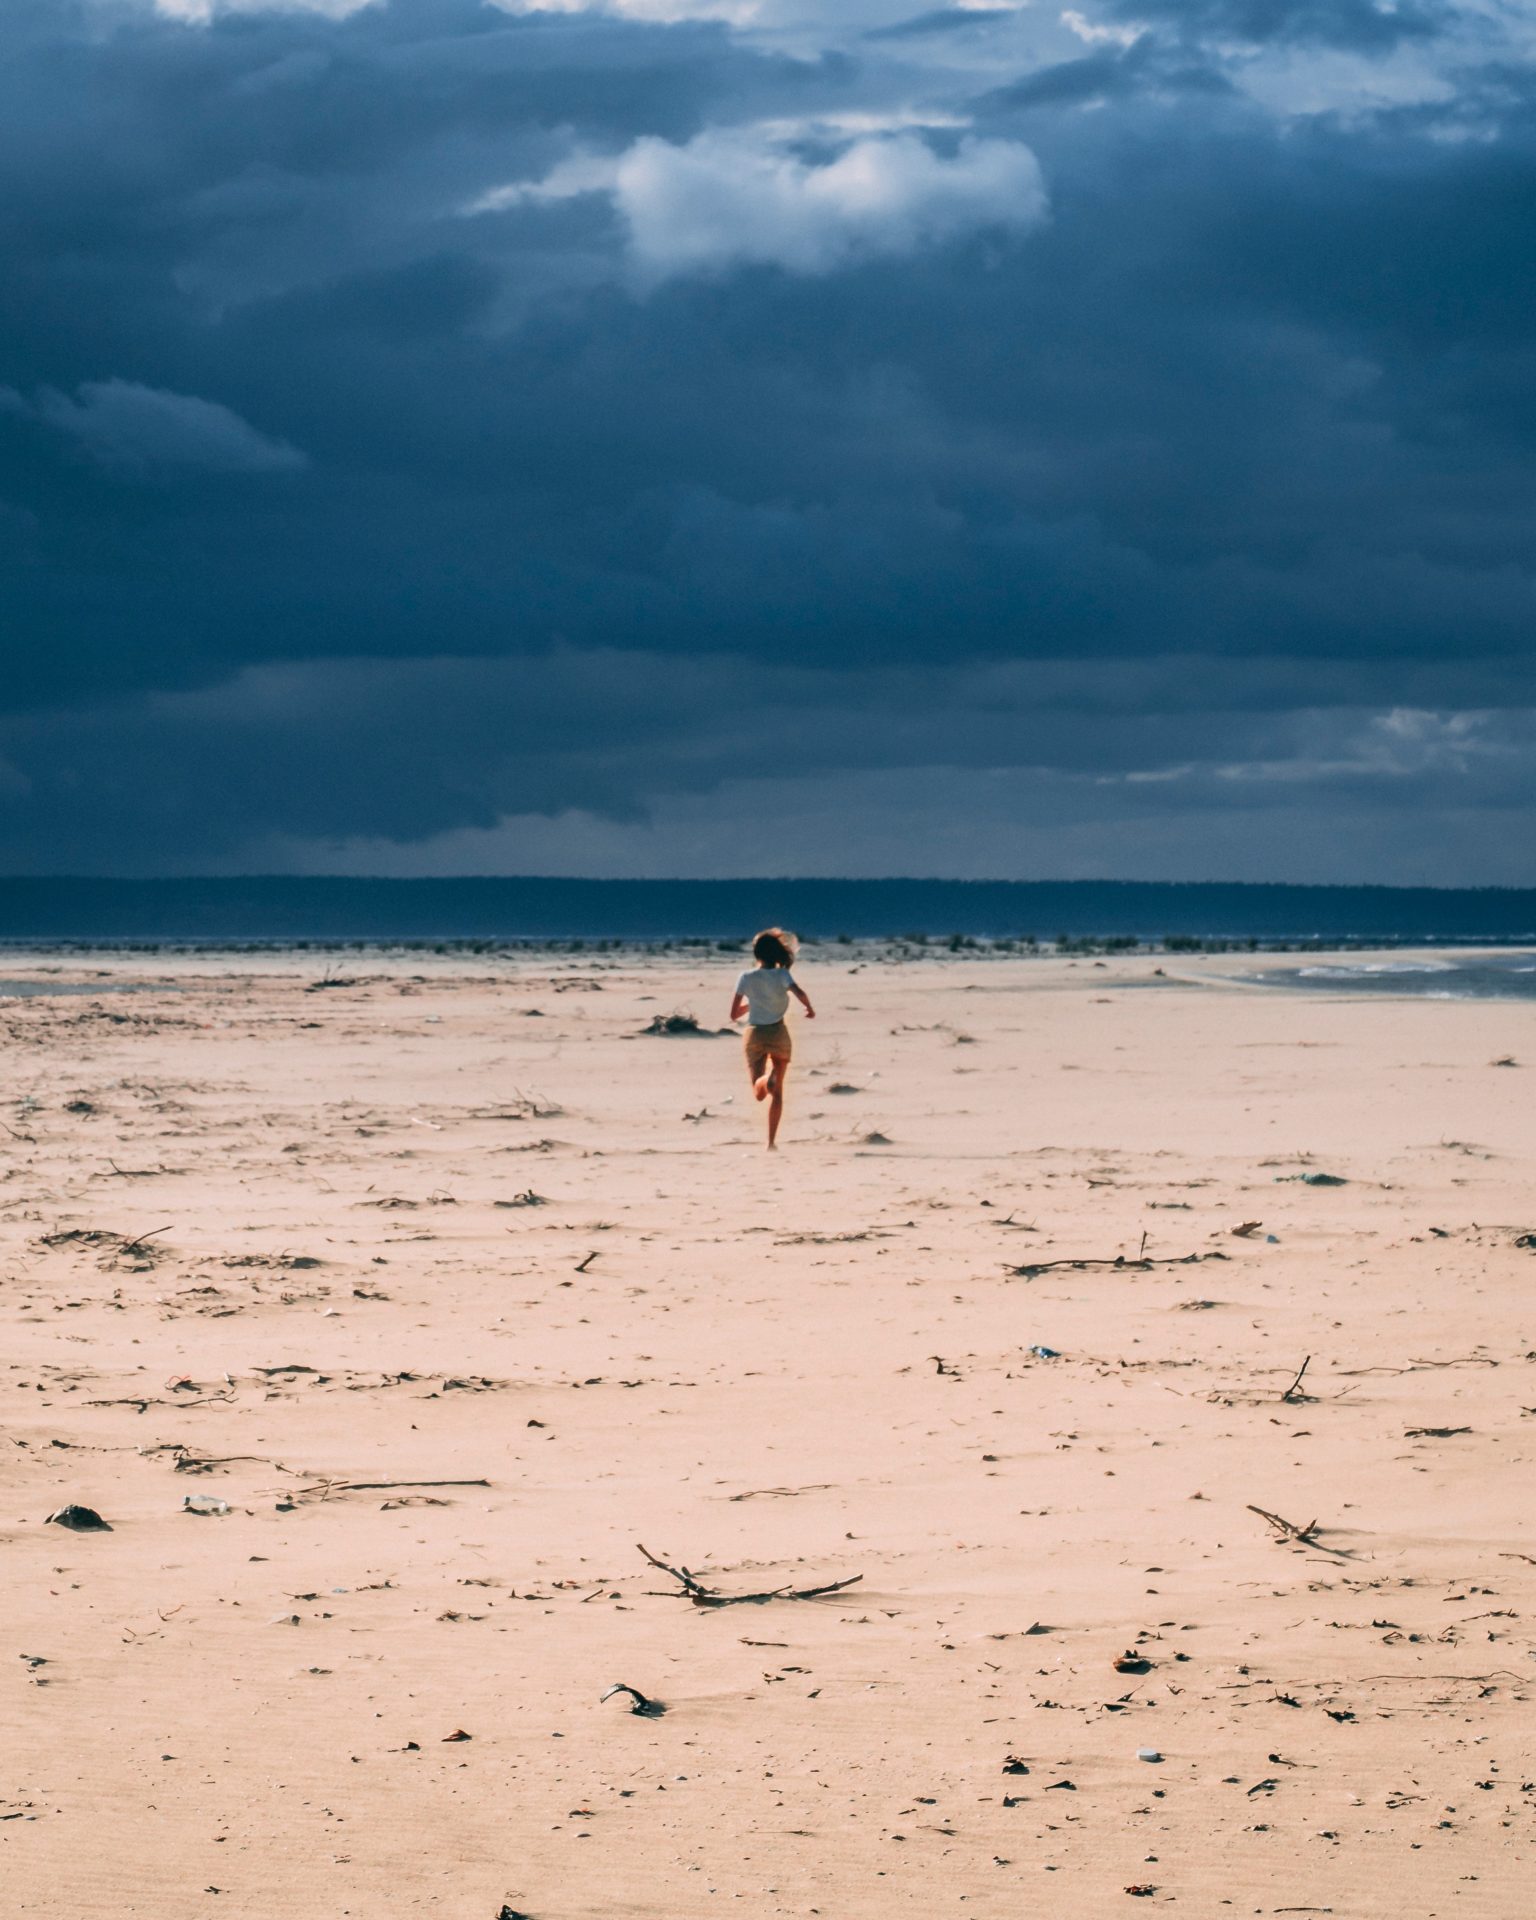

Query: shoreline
<box><xmin>3</xmin><ymin>940</ymin><xmax>1536</xmax><ymax>1003</ymax></box>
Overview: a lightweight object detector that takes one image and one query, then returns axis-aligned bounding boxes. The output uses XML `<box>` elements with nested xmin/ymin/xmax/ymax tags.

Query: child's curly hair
<box><xmin>752</xmin><ymin>927</ymin><xmax>797</xmax><ymax>968</ymax></box>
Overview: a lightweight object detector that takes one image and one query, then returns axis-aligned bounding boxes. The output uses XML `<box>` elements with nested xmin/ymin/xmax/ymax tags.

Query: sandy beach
<box><xmin>2</xmin><ymin>945</ymin><xmax>1532</xmax><ymax>1918</ymax></box>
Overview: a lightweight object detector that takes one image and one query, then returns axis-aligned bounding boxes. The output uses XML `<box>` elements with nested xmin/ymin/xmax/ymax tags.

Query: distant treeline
<box><xmin>1</xmin><ymin>876</ymin><xmax>1534</xmax><ymax>944</ymax></box>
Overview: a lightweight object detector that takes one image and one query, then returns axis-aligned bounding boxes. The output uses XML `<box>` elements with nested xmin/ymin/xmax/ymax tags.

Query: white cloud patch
<box><xmin>1115</xmin><ymin>707</ymin><xmax>1512</xmax><ymax>790</ymax></box>
<box><xmin>486</xmin><ymin>126</ymin><xmax>1047</xmax><ymax>281</ymax></box>
<box><xmin>493</xmin><ymin>0</ymin><xmax>762</xmax><ymax>23</ymax></box>
<box><xmin>1060</xmin><ymin>8</ymin><xmax>1143</xmax><ymax>47</ymax></box>
<box><xmin>152</xmin><ymin>0</ymin><xmax>376</xmax><ymax>20</ymax></box>
<box><xmin>28</xmin><ymin>380</ymin><xmax>308</xmax><ymax>478</ymax></box>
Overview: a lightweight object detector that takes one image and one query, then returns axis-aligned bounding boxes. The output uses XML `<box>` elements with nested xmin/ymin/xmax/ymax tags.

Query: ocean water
<box><xmin>0</xmin><ymin>978</ymin><xmax>153</xmax><ymax>998</ymax></box>
<box><xmin>2</xmin><ymin>876</ymin><xmax>1536</xmax><ymax>942</ymax></box>
<box><xmin>1255</xmin><ymin>953</ymin><xmax>1536</xmax><ymax>1000</ymax></box>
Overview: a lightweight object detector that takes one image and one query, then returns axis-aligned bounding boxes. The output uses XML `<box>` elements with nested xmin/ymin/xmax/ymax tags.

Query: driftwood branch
<box><xmin>1281</xmin><ymin>1356</ymin><xmax>1312</xmax><ymax>1402</ymax></box>
<box><xmin>325</xmin><ymin>1477</ymin><xmax>489</xmax><ymax>1492</ymax></box>
<box><xmin>1339</xmin><ymin>1355</ymin><xmax>1498</xmax><ymax>1376</ymax></box>
<box><xmin>1005</xmin><ymin>1251</ymin><xmax>1227</xmax><ymax>1279</ymax></box>
<box><xmin>637</xmin><ymin>1542</ymin><xmax>710</xmax><ymax>1598</ymax></box>
<box><xmin>726</xmin><ymin>1484</ymin><xmax>834</xmax><ymax>1503</ymax></box>
<box><xmin>636</xmin><ymin>1542</ymin><xmax>862</xmax><ymax>1609</ymax></box>
<box><xmin>163</xmin><ymin>1450</ymin><xmax>289</xmax><ymax>1474</ymax></box>
<box><xmin>290</xmin><ymin>1477</ymin><xmax>491</xmax><ymax>1499</ymax></box>
<box><xmin>120</xmin><ymin>1224</ymin><xmax>175</xmax><ymax>1256</ymax></box>
<box><xmin>1248</xmin><ymin>1504</ymin><xmax>1322</xmax><ymax>1546</ymax></box>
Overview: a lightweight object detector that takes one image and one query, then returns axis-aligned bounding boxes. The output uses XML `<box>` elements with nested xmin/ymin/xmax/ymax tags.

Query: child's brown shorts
<box><xmin>745</xmin><ymin>1021</ymin><xmax>792</xmax><ymax>1071</ymax></box>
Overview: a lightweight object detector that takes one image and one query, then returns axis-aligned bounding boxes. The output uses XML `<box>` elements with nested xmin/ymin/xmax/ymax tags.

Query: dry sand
<box><xmin>2</xmin><ymin>945</ymin><xmax>1533</xmax><ymax>1917</ymax></box>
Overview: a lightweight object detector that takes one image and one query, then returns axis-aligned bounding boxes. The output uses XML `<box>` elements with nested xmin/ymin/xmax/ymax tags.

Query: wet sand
<box><xmin>2</xmin><ymin>946</ymin><xmax>1532</xmax><ymax>1917</ymax></box>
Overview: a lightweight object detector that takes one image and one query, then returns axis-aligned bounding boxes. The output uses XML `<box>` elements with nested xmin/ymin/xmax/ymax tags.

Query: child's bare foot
<box><xmin>753</xmin><ymin>1074</ymin><xmax>770</xmax><ymax>1102</ymax></box>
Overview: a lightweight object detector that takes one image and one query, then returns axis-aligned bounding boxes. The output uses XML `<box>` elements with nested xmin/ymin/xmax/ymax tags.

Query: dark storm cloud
<box><xmin>863</xmin><ymin>9</ymin><xmax>1017</xmax><ymax>43</ymax></box>
<box><xmin>980</xmin><ymin>36</ymin><xmax>1234</xmax><ymax>111</ymax></box>
<box><xmin>1</xmin><ymin>0</ymin><xmax>1534</xmax><ymax>878</ymax></box>
<box><xmin>7</xmin><ymin>378</ymin><xmax>309</xmax><ymax>475</ymax></box>
<box><xmin>5</xmin><ymin>646</ymin><xmax>1527</xmax><ymax>875</ymax></box>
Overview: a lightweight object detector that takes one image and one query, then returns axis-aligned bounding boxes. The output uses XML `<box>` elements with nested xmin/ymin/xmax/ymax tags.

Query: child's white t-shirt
<box><xmin>737</xmin><ymin>968</ymin><xmax>796</xmax><ymax>1025</ymax></box>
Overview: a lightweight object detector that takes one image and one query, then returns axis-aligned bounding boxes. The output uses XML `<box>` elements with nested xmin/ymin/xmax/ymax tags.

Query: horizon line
<box><xmin>3</xmin><ymin>874</ymin><xmax>1536</xmax><ymax>896</ymax></box>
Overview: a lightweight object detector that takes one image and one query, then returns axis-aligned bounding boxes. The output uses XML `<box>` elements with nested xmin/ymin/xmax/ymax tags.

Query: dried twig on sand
<box><xmin>1005</xmin><ymin>1250</ymin><xmax>1227</xmax><ymax>1278</ymax></box>
<box><xmin>727</xmin><ymin>1484</ymin><xmax>834</xmax><ymax>1502</ymax></box>
<box><xmin>1248</xmin><ymin>1504</ymin><xmax>1326</xmax><ymax>1547</ymax></box>
<box><xmin>150</xmin><ymin>1447</ymin><xmax>289</xmax><ymax>1475</ymax></box>
<box><xmin>1280</xmin><ymin>1355</ymin><xmax>1312</xmax><ymax>1402</ymax></box>
<box><xmin>1339</xmin><ymin>1355</ymin><xmax>1497</xmax><ymax>1376</ymax></box>
<box><xmin>637</xmin><ymin>1543</ymin><xmax>861</xmax><ymax>1608</ymax></box>
<box><xmin>287</xmin><ymin>1476</ymin><xmax>491</xmax><ymax>1501</ymax></box>
<box><xmin>39</xmin><ymin>1223</ymin><xmax>174</xmax><ymax>1264</ymax></box>
<box><xmin>121</xmin><ymin>1225</ymin><xmax>175</xmax><ymax>1257</ymax></box>
<box><xmin>471</xmin><ymin>1092</ymin><xmax>564</xmax><ymax>1121</ymax></box>
<box><xmin>642</xmin><ymin>1010</ymin><xmax>724</xmax><ymax>1037</ymax></box>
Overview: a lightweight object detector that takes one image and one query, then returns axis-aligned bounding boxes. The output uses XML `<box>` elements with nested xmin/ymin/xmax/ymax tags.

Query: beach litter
<box><xmin>46</xmin><ymin>1504</ymin><xmax>112</xmax><ymax>1532</ymax></box>
<box><xmin>642</xmin><ymin>1010</ymin><xmax>720</xmax><ymax>1037</ymax></box>
<box><xmin>600</xmin><ymin>1682</ymin><xmax>666</xmax><ymax>1718</ymax></box>
<box><xmin>1136</xmin><ymin>1748</ymin><xmax>1163</xmax><ymax>1763</ymax></box>
<box><xmin>1029</xmin><ymin>1344</ymin><xmax>1061</xmax><ymax>1360</ymax></box>
<box><xmin>182</xmin><ymin>1494</ymin><xmax>230</xmax><ymax>1516</ymax></box>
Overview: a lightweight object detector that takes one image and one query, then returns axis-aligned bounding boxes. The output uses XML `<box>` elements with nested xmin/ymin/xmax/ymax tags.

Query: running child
<box><xmin>729</xmin><ymin>927</ymin><xmax>815</xmax><ymax>1150</ymax></box>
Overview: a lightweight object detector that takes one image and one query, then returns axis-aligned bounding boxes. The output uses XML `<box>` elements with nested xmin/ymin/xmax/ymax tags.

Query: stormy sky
<box><xmin>3</xmin><ymin>0</ymin><xmax>1535</xmax><ymax>882</ymax></box>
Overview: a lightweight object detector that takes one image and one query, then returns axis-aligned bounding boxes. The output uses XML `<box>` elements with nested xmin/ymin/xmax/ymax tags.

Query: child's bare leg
<box><xmin>747</xmin><ymin>1047</ymin><xmax>771</xmax><ymax>1101</ymax></box>
<box><xmin>766</xmin><ymin>1056</ymin><xmax>789</xmax><ymax>1148</ymax></box>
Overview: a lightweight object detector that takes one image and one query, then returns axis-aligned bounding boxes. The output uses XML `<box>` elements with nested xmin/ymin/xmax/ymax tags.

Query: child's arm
<box><xmin>730</xmin><ymin>991</ymin><xmax>749</xmax><ymax>1023</ymax></box>
<box><xmin>790</xmin><ymin>980</ymin><xmax>816</xmax><ymax>1019</ymax></box>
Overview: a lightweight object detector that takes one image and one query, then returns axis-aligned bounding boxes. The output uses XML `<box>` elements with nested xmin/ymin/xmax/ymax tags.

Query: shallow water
<box><xmin>1254</xmin><ymin>952</ymin><xmax>1536</xmax><ymax>1000</ymax></box>
<box><xmin>0</xmin><ymin>978</ymin><xmax>155</xmax><ymax>998</ymax></box>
